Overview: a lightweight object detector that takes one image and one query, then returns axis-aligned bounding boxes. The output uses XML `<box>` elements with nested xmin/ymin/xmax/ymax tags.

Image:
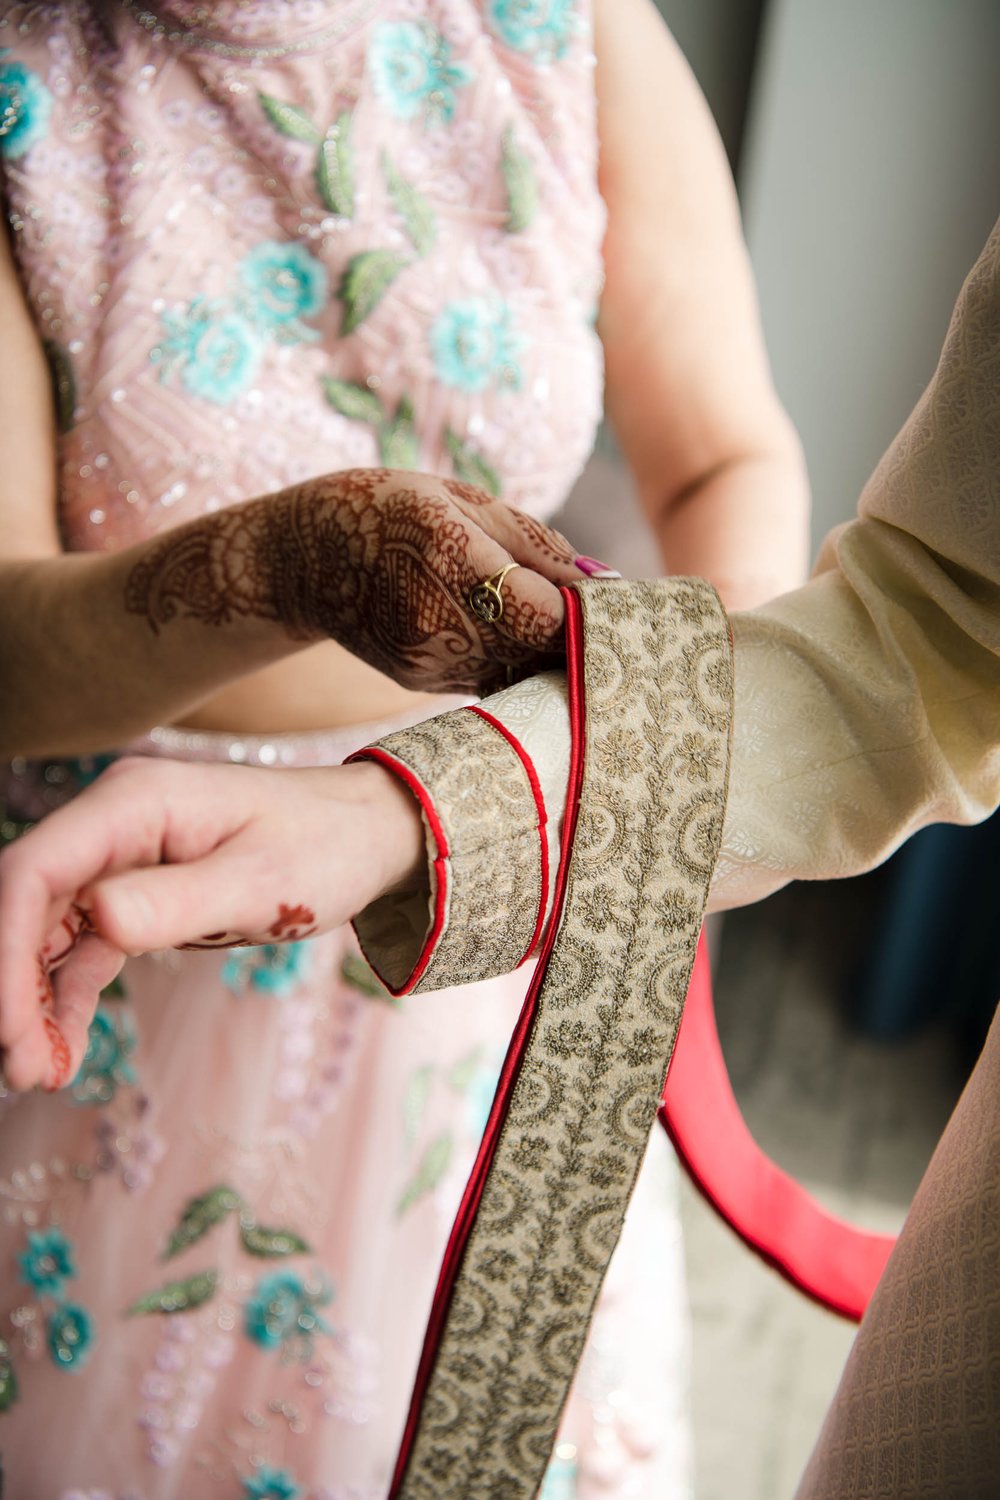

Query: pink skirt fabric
<box><xmin>0</xmin><ymin>719</ymin><xmax>691</xmax><ymax>1500</ymax></box>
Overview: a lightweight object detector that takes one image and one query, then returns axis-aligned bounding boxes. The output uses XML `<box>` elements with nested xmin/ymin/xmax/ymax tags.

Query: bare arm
<box><xmin>0</xmin><ymin>239</ymin><xmax>580</xmax><ymax>759</ymax></box>
<box><xmin>595</xmin><ymin>0</ymin><xmax>810</xmax><ymax>610</ymax></box>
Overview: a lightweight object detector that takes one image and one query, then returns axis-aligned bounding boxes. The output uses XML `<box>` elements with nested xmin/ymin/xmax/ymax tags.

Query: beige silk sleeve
<box><xmin>714</xmin><ymin>215</ymin><xmax>1000</xmax><ymax>909</ymax></box>
<box><xmin>353</xmin><ymin>217</ymin><xmax>1000</xmax><ymax>987</ymax></box>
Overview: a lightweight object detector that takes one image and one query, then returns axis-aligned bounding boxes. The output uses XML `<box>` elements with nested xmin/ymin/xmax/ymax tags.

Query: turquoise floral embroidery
<box><xmin>46</xmin><ymin>1301</ymin><xmax>94</xmax><ymax>1371</ymax></box>
<box><xmin>487</xmin><ymin>0</ymin><xmax>580</xmax><ymax>63</ymax></box>
<box><xmin>430</xmin><ymin>298</ymin><xmax>526</xmax><ymax>393</ymax></box>
<box><xmin>152</xmin><ymin>240</ymin><xmax>327</xmax><ymax>404</ymax></box>
<box><xmin>16</xmin><ymin>1226</ymin><xmax>95</xmax><ymax>1374</ymax></box>
<box><xmin>244</xmin><ymin>1270</ymin><xmax>332</xmax><ymax>1355</ymax></box>
<box><xmin>242</xmin><ymin>1467</ymin><xmax>302</xmax><ymax>1500</ymax></box>
<box><xmin>239</xmin><ymin>241</ymin><xmax>328</xmax><ymax>341</ymax></box>
<box><xmin>539</xmin><ymin>1455</ymin><xmax>578</xmax><ymax>1500</ymax></box>
<box><xmin>369</xmin><ymin>22</ymin><xmax>472</xmax><ymax>124</ymax></box>
<box><xmin>222</xmin><ymin>940</ymin><xmax>311</xmax><ymax>997</ymax></box>
<box><xmin>464</xmin><ymin>1057</ymin><xmax>503</xmax><ymax>1141</ymax></box>
<box><xmin>71</xmin><ymin>1004</ymin><xmax>137</xmax><ymax>1104</ymax></box>
<box><xmin>18</xmin><ymin>1228</ymin><xmax>76</xmax><ymax>1297</ymax></box>
<box><xmin>0</xmin><ymin>54</ymin><xmax>53</xmax><ymax>160</ymax></box>
<box><xmin>154</xmin><ymin>298</ymin><xmax>263</xmax><ymax>406</ymax></box>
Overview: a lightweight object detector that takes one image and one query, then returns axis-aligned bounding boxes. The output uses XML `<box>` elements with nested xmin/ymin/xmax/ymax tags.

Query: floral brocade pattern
<box><xmin>355</xmin><ymin>706</ymin><xmax>545</xmax><ymax>992</ymax></box>
<box><xmin>368</xmin><ymin>579</ymin><xmax>733</xmax><ymax>1496</ymax></box>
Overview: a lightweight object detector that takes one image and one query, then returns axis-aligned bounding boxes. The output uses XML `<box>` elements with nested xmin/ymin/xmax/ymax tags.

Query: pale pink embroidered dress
<box><xmin>0</xmin><ymin>4</ymin><xmax>690</xmax><ymax>1496</ymax></box>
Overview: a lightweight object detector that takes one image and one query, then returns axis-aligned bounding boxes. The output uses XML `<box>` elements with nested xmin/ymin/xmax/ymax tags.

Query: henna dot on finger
<box><xmin>267</xmin><ymin>903</ymin><xmax>317</xmax><ymax>940</ymax></box>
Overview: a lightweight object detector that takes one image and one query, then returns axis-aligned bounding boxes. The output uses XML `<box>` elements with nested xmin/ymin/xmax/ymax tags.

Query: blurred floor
<box><xmin>557</xmin><ymin>454</ymin><xmax>969</xmax><ymax>1499</ymax></box>
<box><xmin>687</xmin><ymin>882</ymin><xmax>964</xmax><ymax>1500</ymax></box>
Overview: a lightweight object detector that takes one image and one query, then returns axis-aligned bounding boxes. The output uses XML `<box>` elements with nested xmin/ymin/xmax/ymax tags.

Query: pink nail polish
<box><xmin>574</xmin><ymin>556</ymin><xmax>622</xmax><ymax>578</ymax></box>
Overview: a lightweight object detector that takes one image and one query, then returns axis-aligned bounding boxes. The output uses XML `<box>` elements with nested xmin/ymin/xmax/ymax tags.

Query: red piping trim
<box><xmin>388</xmin><ymin>587</ymin><xmax>587</xmax><ymax>1495</ymax></box>
<box><xmin>466</xmin><ymin>703</ymin><xmax>550</xmax><ymax>966</ymax></box>
<box><xmin>660</xmin><ymin>936</ymin><xmax>895</xmax><ymax>1323</ymax></box>
<box><xmin>346</xmin><ymin>748</ymin><xmax>450</xmax><ymax>998</ymax></box>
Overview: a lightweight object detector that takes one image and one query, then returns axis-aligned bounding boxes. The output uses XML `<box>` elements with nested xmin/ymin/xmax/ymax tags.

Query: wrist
<box><xmin>340</xmin><ymin>759</ymin><xmax>426</xmax><ymax>899</ymax></box>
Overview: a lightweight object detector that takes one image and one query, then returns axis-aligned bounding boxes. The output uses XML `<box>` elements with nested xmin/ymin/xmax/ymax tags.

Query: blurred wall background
<box><xmin>658</xmin><ymin>0</ymin><xmax>1000</xmax><ymax>552</ymax></box>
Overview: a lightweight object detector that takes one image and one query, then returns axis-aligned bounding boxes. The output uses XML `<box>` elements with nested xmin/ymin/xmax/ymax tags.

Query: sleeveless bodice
<box><xmin>0</xmin><ymin>0</ymin><xmax>606</xmax><ymax>554</ymax></box>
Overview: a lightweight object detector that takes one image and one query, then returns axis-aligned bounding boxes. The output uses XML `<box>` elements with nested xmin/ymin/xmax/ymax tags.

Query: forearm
<box><xmin>0</xmin><ymin>465</ymin><xmax>576</xmax><ymax>758</ymax></box>
<box><xmin>0</xmin><ymin>543</ymin><xmax>306</xmax><ymax>760</ymax></box>
<box><xmin>649</xmin><ymin>441</ymin><xmax>811</xmax><ymax>611</ymax></box>
<box><xmin>0</xmin><ymin>481</ymin><xmax>334</xmax><ymax>758</ymax></box>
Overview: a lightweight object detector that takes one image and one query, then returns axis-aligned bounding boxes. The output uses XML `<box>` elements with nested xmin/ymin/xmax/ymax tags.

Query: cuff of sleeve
<box><xmin>348</xmin><ymin>671</ymin><xmax>570</xmax><ymax>996</ymax></box>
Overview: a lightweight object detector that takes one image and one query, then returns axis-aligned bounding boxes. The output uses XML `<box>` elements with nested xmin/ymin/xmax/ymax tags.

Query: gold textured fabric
<box><xmin>354</xmin><ymin>708</ymin><xmax>544</xmax><ymax>994</ymax></box>
<box><xmin>359</xmin><ymin>578</ymin><xmax>732</xmax><ymax>1498</ymax></box>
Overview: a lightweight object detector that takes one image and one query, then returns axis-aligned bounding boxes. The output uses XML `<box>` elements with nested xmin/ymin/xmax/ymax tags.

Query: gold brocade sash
<box><xmin>389</xmin><ymin>578</ymin><xmax>733</xmax><ymax>1497</ymax></box>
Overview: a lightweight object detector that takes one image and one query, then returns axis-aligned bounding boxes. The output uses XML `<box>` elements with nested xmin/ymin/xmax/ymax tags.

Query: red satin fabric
<box><xmin>660</xmin><ymin>935</ymin><xmax>896</xmax><ymax>1322</ymax></box>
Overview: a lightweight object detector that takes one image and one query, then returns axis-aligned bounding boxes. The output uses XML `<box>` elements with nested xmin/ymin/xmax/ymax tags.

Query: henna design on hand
<box><xmin>441</xmin><ymin>478</ymin><xmax>492</xmax><ymax>509</ymax></box>
<box><xmin>35</xmin><ymin>952</ymin><xmax>71</xmax><ymax>1091</ymax></box>
<box><xmin>181</xmin><ymin>903</ymin><xmax>318</xmax><ymax>951</ymax></box>
<box><xmin>267</xmin><ymin>903</ymin><xmax>317</xmax><ymax>940</ymax></box>
<box><xmin>444</xmin><ymin>478</ymin><xmax>577</xmax><ymax>566</ymax></box>
<box><xmin>42</xmin><ymin>1015</ymin><xmax>71</xmax><ymax>1092</ymax></box>
<box><xmin>509</xmin><ymin>509</ymin><xmax>577</xmax><ymax>567</ymax></box>
<box><xmin>125</xmin><ymin>470</ymin><xmax>564</xmax><ymax>693</ymax></box>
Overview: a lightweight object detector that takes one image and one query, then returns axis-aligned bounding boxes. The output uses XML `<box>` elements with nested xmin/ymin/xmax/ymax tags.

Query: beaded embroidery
<box><xmin>0</xmin><ymin>1</ymin><xmax>607</xmax><ymax>1491</ymax></box>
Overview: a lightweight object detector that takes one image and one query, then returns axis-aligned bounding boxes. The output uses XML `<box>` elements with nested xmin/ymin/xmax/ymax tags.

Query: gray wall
<box><xmin>653</xmin><ymin>0</ymin><xmax>765</xmax><ymax>171</ymax></box>
<box><xmin>742</xmin><ymin>0</ymin><xmax>1000</xmax><ymax>553</ymax></box>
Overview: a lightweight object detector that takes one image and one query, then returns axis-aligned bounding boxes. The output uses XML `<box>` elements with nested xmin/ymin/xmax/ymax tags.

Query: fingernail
<box><xmin>574</xmin><ymin>556</ymin><xmax>622</xmax><ymax>578</ymax></box>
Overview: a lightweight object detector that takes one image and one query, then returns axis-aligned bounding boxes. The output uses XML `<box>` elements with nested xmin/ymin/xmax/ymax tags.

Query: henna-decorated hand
<box><xmin>0</xmin><ymin>756</ymin><xmax>424</xmax><ymax>1092</ymax></box>
<box><xmin>125</xmin><ymin>469</ymin><xmax>589</xmax><ymax>694</ymax></box>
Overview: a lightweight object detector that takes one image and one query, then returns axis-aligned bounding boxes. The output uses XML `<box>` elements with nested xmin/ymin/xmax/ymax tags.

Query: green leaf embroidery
<box><xmin>379</xmin><ymin>395</ymin><xmax>420</xmax><ymax>469</ymax></box>
<box><xmin>338</xmin><ymin>249</ymin><xmax>410</xmax><ymax>335</ymax></box>
<box><xmin>403</xmin><ymin>1065</ymin><xmax>435</xmax><ymax>1145</ymax></box>
<box><xmin>126</xmin><ymin>1269</ymin><xmax>220</xmax><ymax>1317</ymax></box>
<box><xmin>0</xmin><ymin>1339</ymin><xmax>18</xmax><ymax>1412</ymax></box>
<box><xmin>239</xmin><ymin>1220</ymin><xmax>312</xmax><ymax>1259</ymax></box>
<box><xmin>501</xmin><ymin>127</ymin><xmax>539</xmax><ymax>234</ymax></box>
<box><xmin>316</xmin><ymin>111</ymin><xmax>355</xmax><ymax>217</ymax></box>
<box><xmin>445</xmin><ymin>429</ymin><xmax>502</xmax><ymax>498</ymax></box>
<box><xmin>258</xmin><ymin>92</ymin><xmax>322</xmax><ymax>145</ymax></box>
<box><xmin>339</xmin><ymin>952</ymin><xmax>393</xmax><ymax>1000</ymax></box>
<box><xmin>397</xmin><ymin>1131</ymin><xmax>453</xmax><ymax>1216</ymax></box>
<box><xmin>43</xmin><ymin>340</ymin><xmax>76</xmax><ymax>434</ymax></box>
<box><xmin>447</xmin><ymin>1046</ymin><xmax>485</xmax><ymax>1094</ymax></box>
<box><xmin>163</xmin><ymin>1185</ymin><xmax>242</xmax><ymax>1260</ymax></box>
<box><xmin>382</xmin><ymin>153</ymin><xmax>437</xmax><ymax>256</ymax></box>
<box><xmin>321</xmin><ymin>377</ymin><xmax>385</xmax><ymax>427</ymax></box>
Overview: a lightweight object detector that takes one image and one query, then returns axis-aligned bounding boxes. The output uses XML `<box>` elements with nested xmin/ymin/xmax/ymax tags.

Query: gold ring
<box><xmin>468</xmin><ymin>563</ymin><xmax>520</xmax><ymax>624</ymax></box>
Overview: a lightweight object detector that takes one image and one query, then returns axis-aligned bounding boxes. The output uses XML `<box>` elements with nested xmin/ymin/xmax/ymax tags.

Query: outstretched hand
<box><xmin>0</xmin><ymin>757</ymin><xmax>422</xmax><ymax>1093</ymax></box>
<box><xmin>125</xmin><ymin>469</ymin><xmax>592</xmax><ymax>695</ymax></box>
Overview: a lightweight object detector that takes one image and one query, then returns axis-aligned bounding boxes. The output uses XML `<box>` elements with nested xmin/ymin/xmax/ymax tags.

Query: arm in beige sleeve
<box><xmin>712</xmin><ymin>217</ymin><xmax>1000</xmax><ymax>908</ymax></box>
<box><xmin>353</xmin><ymin>219</ymin><xmax>1000</xmax><ymax>985</ymax></box>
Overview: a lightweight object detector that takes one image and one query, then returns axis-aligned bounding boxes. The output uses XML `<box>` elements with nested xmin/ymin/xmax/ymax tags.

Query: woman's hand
<box><xmin>0</xmin><ymin>756</ymin><xmax>423</xmax><ymax>1093</ymax></box>
<box><xmin>124</xmin><ymin>469</ymin><xmax>588</xmax><ymax>695</ymax></box>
